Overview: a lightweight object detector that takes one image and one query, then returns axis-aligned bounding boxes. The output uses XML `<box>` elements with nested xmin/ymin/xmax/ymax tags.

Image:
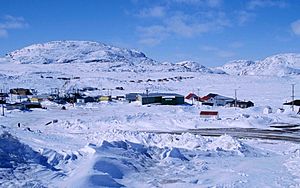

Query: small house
<box><xmin>284</xmin><ymin>100</ymin><xmax>300</xmax><ymax>106</ymax></box>
<box><xmin>116</xmin><ymin>95</ymin><xmax>125</xmax><ymax>101</ymax></box>
<box><xmin>76</xmin><ymin>96</ymin><xmax>85</xmax><ymax>103</ymax></box>
<box><xmin>185</xmin><ymin>93</ymin><xmax>199</xmax><ymax>101</ymax></box>
<box><xmin>112</xmin><ymin>95</ymin><xmax>125</xmax><ymax>101</ymax></box>
<box><xmin>283</xmin><ymin>100</ymin><xmax>300</xmax><ymax>112</ymax></box>
<box><xmin>29</xmin><ymin>94</ymin><xmax>50</xmax><ymax>103</ymax></box>
<box><xmin>80</xmin><ymin>87</ymin><xmax>98</xmax><ymax>92</ymax></box>
<box><xmin>0</xmin><ymin>93</ymin><xmax>9</xmax><ymax>104</ymax></box>
<box><xmin>201</xmin><ymin>93</ymin><xmax>234</xmax><ymax>106</ymax></box>
<box><xmin>21</xmin><ymin>101</ymin><xmax>42</xmax><ymax>109</ymax></box>
<box><xmin>125</xmin><ymin>93</ymin><xmax>141</xmax><ymax>102</ymax></box>
<box><xmin>6</xmin><ymin>103</ymin><xmax>27</xmax><ymax>111</ymax></box>
<box><xmin>9</xmin><ymin>88</ymin><xmax>33</xmax><ymax>102</ymax></box>
<box><xmin>226</xmin><ymin>100</ymin><xmax>254</xmax><ymax>108</ymax></box>
<box><xmin>200</xmin><ymin>111</ymin><xmax>219</xmax><ymax>119</ymax></box>
<box><xmin>76</xmin><ymin>96</ymin><xmax>96</xmax><ymax>103</ymax></box>
<box><xmin>52</xmin><ymin>98</ymin><xmax>67</xmax><ymax>105</ymax></box>
<box><xmin>98</xmin><ymin>96</ymin><xmax>112</xmax><ymax>102</ymax></box>
<box><xmin>10</xmin><ymin>88</ymin><xmax>33</xmax><ymax>96</ymax></box>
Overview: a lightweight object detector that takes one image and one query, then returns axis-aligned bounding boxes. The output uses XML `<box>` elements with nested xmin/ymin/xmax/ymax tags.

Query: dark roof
<box><xmin>228</xmin><ymin>100</ymin><xmax>254</xmax><ymax>105</ymax></box>
<box><xmin>201</xmin><ymin>93</ymin><xmax>218</xmax><ymax>101</ymax></box>
<box><xmin>283</xmin><ymin>100</ymin><xmax>300</xmax><ymax>106</ymax></box>
<box><xmin>125</xmin><ymin>93</ymin><xmax>141</xmax><ymax>97</ymax></box>
<box><xmin>0</xmin><ymin>93</ymin><xmax>9</xmax><ymax>97</ymax></box>
<box><xmin>125</xmin><ymin>93</ymin><xmax>141</xmax><ymax>101</ymax></box>
<box><xmin>138</xmin><ymin>93</ymin><xmax>184</xmax><ymax>98</ymax></box>
<box><xmin>207</xmin><ymin>93</ymin><xmax>218</xmax><ymax>97</ymax></box>
<box><xmin>10</xmin><ymin>88</ymin><xmax>33</xmax><ymax>95</ymax></box>
<box><xmin>200</xmin><ymin>111</ymin><xmax>218</xmax><ymax>115</ymax></box>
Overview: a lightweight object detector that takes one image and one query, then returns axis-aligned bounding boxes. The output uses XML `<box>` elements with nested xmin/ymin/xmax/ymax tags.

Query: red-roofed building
<box><xmin>200</xmin><ymin>111</ymin><xmax>219</xmax><ymax>119</ymax></box>
<box><xmin>185</xmin><ymin>93</ymin><xmax>199</xmax><ymax>100</ymax></box>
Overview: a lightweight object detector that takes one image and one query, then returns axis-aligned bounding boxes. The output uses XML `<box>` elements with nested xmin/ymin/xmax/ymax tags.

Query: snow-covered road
<box><xmin>146</xmin><ymin>127</ymin><xmax>300</xmax><ymax>143</ymax></box>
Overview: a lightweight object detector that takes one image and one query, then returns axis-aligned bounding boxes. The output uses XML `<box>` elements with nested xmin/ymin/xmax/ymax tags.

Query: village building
<box><xmin>185</xmin><ymin>93</ymin><xmax>200</xmax><ymax>101</ymax></box>
<box><xmin>201</xmin><ymin>93</ymin><xmax>234</xmax><ymax>106</ymax></box>
<box><xmin>200</xmin><ymin>111</ymin><xmax>219</xmax><ymax>119</ymax></box>
<box><xmin>137</xmin><ymin>93</ymin><xmax>184</xmax><ymax>105</ymax></box>
<box><xmin>283</xmin><ymin>100</ymin><xmax>300</xmax><ymax>113</ymax></box>
<box><xmin>9</xmin><ymin>88</ymin><xmax>33</xmax><ymax>102</ymax></box>
<box><xmin>6</xmin><ymin>103</ymin><xmax>27</xmax><ymax>111</ymax></box>
<box><xmin>226</xmin><ymin>100</ymin><xmax>254</xmax><ymax>108</ymax></box>
<box><xmin>0</xmin><ymin>92</ymin><xmax>9</xmax><ymax>104</ymax></box>
<box><xmin>125</xmin><ymin>93</ymin><xmax>140</xmax><ymax>102</ymax></box>
<box><xmin>98</xmin><ymin>96</ymin><xmax>112</xmax><ymax>102</ymax></box>
<box><xmin>21</xmin><ymin>101</ymin><xmax>43</xmax><ymax>109</ymax></box>
<box><xmin>29</xmin><ymin>94</ymin><xmax>51</xmax><ymax>103</ymax></box>
<box><xmin>10</xmin><ymin>88</ymin><xmax>33</xmax><ymax>96</ymax></box>
<box><xmin>76</xmin><ymin>96</ymin><xmax>96</xmax><ymax>103</ymax></box>
<box><xmin>79</xmin><ymin>87</ymin><xmax>98</xmax><ymax>92</ymax></box>
<box><xmin>76</xmin><ymin>96</ymin><xmax>85</xmax><ymax>103</ymax></box>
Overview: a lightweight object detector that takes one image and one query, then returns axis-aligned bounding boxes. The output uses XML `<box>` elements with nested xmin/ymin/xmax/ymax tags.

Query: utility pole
<box><xmin>1</xmin><ymin>104</ymin><xmax>3</xmax><ymax>116</ymax></box>
<box><xmin>234</xmin><ymin>89</ymin><xmax>237</xmax><ymax>107</ymax></box>
<box><xmin>146</xmin><ymin>88</ymin><xmax>149</xmax><ymax>105</ymax></box>
<box><xmin>197</xmin><ymin>88</ymin><xmax>200</xmax><ymax>106</ymax></box>
<box><xmin>0</xmin><ymin>89</ymin><xmax>4</xmax><ymax>116</ymax></box>
<box><xmin>291</xmin><ymin>84</ymin><xmax>295</xmax><ymax>111</ymax></box>
<box><xmin>192</xmin><ymin>89</ymin><xmax>194</xmax><ymax>105</ymax></box>
<box><xmin>1</xmin><ymin>102</ymin><xmax>4</xmax><ymax>116</ymax></box>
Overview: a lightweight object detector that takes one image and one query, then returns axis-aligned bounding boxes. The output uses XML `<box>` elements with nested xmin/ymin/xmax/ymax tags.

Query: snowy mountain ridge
<box><xmin>5</xmin><ymin>40</ymin><xmax>155</xmax><ymax>65</ymax></box>
<box><xmin>2</xmin><ymin>40</ymin><xmax>221</xmax><ymax>74</ymax></box>
<box><xmin>1</xmin><ymin>40</ymin><xmax>300</xmax><ymax>76</ymax></box>
<box><xmin>217</xmin><ymin>53</ymin><xmax>300</xmax><ymax>76</ymax></box>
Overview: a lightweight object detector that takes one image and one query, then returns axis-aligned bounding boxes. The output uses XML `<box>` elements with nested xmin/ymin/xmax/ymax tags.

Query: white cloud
<box><xmin>291</xmin><ymin>20</ymin><xmax>300</xmax><ymax>36</ymax></box>
<box><xmin>138</xmin><ymin>38</ymin><xmax>163</xmax><ymax>46</ymax></box>
<box><xmin>137</xmin><ymin>11</ymin><xmax>231</xmax><ymax>46</ymax></box>
<box><xmin>201</xmin><ymin>45</ymin><xmax>218</xmax><ymax>51</ymax></box>
<box><xmin>201</xmin><ymin>45</ymin><xmax>235</xmax><ymax>58</ymax></box>
<box><xmin>216</xmin><ymin>50</ymin><xmax>235</xmax><ymax>58</ymax></box>
<box><xmin>236</xmin><ymin>11</ymin><xmax>255</xmax><ymax>25</ymax></box>
<box><xmin>138</xmin><ymin>6</ymin><xmax>166</xmax><ymax>18</ymax></box>
<box><xmin>0</xmin><ymin>15</ymin><xmax>28</xmax><ymax>38</ymax></box>
<box><xmin>137</xmin><ymin>25</ymin><xmax>169</xmax><ymax>45</ymax></box>
<box><xmin>0</xmin><ymin>29</ymin><xmax>8</xmax><ymax>37</ymax></box>
<box><xmin>164</xmin><ymin>14</ymin><xmax>211</xmax><ymax>37</ymax></box>
<box><xmin>206</xmin><ymin>0</ymin><xmax>222</xmax><ymax>7</ymax></box>
<box><xmin>137</xmin><ymin>25</ymin><xmax>168</xmax><ymax>38</ymax></box>
<box><xmin>171</xmin><ymin>0</ymin><xmax>222</xmax><ymax>8</ymax></box>
<box><xmin>229</xmin><ymin>41</ymin><xmax>244</xmax><ymax>49</ymax></box>
<box><xmin>247</xmin><ymin>0</ymin><xmax>288</xmax><ymax>9</ymax></box>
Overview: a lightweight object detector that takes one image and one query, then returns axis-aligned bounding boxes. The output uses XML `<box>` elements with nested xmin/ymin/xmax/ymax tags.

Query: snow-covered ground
<box><xmin>1</xmin><ymin>41</ymin><xmax>300</xmax><ymax>187</ymax></box>
<box><xmin>1</xmin><ymin>89</ymin><xmax>300</xmax><ymax>187</ymax></box>
<box><xmin>1</xmin><ymin>107</ymin><xmax>300</xmax><ymax>187</ymax></box>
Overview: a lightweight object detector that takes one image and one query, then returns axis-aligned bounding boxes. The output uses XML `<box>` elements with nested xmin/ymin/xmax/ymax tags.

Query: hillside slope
<box><xmin>1</xmin><ymin>40</ymin><xmax>220</xmax><ymax>74</ymax></box>
<box><xmin>217</xmin><ymin>53</ymin><xmax>300</xmax><ymax>76</ymax></box>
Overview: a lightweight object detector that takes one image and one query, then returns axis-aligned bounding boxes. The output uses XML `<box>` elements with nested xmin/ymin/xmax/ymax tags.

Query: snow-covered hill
<box><xmin>1</xmin><ymin>40</ymin><xmax>220</xmax><ymax>74</ymax></box>
<box><xmin>168</xmin><ymin>61</ymin><xmax>225</xmax><ymax>74</ymax></box>
<box><xmin>5</xmin><ymin>40</ymin><xmax>155</xmax><ymax>65</ymax></box>
<box><xmin>217</xmin><ymin>53</ymin><xmax>300</xmax><ymax>76</ymax></box>
<box><xmin>1</xmin><ymin>41</ymin><xmax>300</xmax><ymax>76</ymax></box>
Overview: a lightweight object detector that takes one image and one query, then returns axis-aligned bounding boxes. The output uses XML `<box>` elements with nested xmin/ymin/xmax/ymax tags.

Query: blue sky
<box><xmin>0</xmin><ymin>0</ymin><xmax>300</xmax><ymax>66</ymax></box>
